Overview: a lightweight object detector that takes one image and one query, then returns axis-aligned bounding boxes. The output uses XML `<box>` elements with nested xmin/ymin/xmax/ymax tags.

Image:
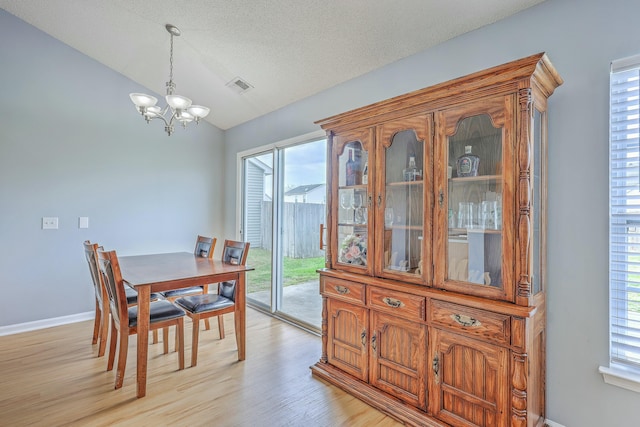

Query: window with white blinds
<box><xmin>610</xmin><ymin>55</ymin><xmax>640</xmax><ymax>373</ymax></box>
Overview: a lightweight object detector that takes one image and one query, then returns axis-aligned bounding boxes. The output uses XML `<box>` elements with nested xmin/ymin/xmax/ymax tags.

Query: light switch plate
<box><xmin>79</xmin><ymin>217</ymin><xmax>89</xmax><ymax>229</ymax></box>
<box><xmin>42</xmin><ymin>217</ymin><xmax>58</xmax><ymax>229</ymax></box>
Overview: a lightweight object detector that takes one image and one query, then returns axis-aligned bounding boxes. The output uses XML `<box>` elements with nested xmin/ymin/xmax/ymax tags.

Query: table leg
<box><xmin>137</xmin><ymin>285</ymin><xmax>150</xmax><ymax>398</ymax></box>
<box><xmin>235</xmin><ymin>272</ymin><xmax>246</xmax><ymax>361</ymax></box>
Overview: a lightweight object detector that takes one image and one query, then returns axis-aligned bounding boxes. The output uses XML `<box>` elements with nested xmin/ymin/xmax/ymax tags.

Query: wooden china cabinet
<box><xmin>311</xmin><ymin>53</ymin><xmax>562</xmax><ymax>427</ymax></box>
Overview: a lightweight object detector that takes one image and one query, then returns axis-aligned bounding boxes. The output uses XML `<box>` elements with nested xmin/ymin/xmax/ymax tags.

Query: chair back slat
<box><xmin>83</xmin><ymin>241</ymin><xmax>105</xmax><ymax>306</ymax></box>
<box><xmin>96</xmin><ymin>250</ymin><xmax>128</xmax><ymax>327</ymax></box>
<box><xmin>219</xmin><ymin>240</ymin><xmax>250</xmax><ymax>302</ymax></box>
<box><xmin>194</xmin><ymin>235</ymin><xmax>217</xmax><ymax>259</ymax></box>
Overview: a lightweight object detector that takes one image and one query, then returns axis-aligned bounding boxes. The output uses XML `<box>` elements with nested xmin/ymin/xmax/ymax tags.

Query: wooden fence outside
<box><xmin>259</xmin><ymin>201</ymin><xmax>325</xmax><ymax>258</ymax></box>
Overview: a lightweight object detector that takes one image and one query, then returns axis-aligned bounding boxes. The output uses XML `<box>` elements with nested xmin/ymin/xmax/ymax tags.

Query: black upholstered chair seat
<box><xmin>128</xmin><ymin>300</ymin><xmax>186</xmax><ymax>328</ymax></box>
<box><xmin>125</xmin><ymin>286</ymin><xmax>161</xmax><ymax>305</ymax></box>
<box><xmin>160</xmin><ymin>286</ymin><xmax>203</xmax><ymax>299</ymax></box>
<box><xmin>175</xmin><ymin>294</ymin><xmax>234</xmax><ymax>314</ymax></box>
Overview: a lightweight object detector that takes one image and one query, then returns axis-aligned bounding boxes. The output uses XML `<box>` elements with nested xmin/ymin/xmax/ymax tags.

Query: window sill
<box><xmin>599</xmin><ymin>365</ymin><xmax>640</xmax><ymax>393</ymax></box>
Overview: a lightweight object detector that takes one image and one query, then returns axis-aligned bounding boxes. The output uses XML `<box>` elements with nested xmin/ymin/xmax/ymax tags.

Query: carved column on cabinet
<box><xmin>511</xmin><ymin>351</ymin><xmax>528</xmax><ymax>427</ymax></box>
<box><xmin>516</xmin><ymin>88</ymin><xmax>533</xmax><ymax>306</ymax></box>
<box><xmin>320</xmin><ymin>295</ymin><xmax>328</xmax><ymax>363</ymax></box>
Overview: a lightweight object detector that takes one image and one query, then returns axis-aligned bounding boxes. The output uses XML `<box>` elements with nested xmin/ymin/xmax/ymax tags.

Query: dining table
<box><xmin>118</xmin><ymin>251</ymin><xmax>254</xmax><ymax>398</ymax></box>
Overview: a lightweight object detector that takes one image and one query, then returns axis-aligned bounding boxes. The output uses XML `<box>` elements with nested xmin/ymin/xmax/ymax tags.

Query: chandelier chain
<box><xmin>168</xmin><ymin>32</ymin><xmax>174</xmax><ymax>91</ymax></box>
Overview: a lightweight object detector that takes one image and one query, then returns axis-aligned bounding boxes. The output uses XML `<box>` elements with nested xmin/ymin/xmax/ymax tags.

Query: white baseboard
<box><xmin>546</xmin><ymin>420</ymin><xmax>566</xmax><ymax>427</ymax></box>
<box><xmin>0</xmin><ymin>311</ymin><xmax>93</xmax><ymax>336</ymax></box>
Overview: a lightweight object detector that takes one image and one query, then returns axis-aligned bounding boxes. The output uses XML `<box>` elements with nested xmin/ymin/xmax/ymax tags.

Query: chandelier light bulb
<box><xmin>188</xmin><ymin>105</ymin><xmax>210</xmax><ymax>119</ymax></box>
<box><xmin>129</xmin><ymin>93</ymin><xmax>158</xmax><ymax>108</ymax></box>
<box><xmin>165</xmin><ymin>94</ymin><xmax>192</xmax><ymax>110</ymax></box>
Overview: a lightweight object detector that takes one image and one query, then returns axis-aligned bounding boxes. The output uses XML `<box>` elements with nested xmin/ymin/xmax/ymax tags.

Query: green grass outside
<box><xmin>246</xmin><ymin>247</ymin><xmax>324</xmax><ymax>293</ymax></box>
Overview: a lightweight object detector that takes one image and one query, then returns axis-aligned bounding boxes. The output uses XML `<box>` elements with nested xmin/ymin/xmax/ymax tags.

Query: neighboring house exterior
<box><xmin>245</xmin><ymin>158</ymin><xmax>273</xmax><ymax>248</ymax></box>
<box><xmin>284</xmin><ymin>184</ymin><xmax>326</xmax><ymax>204</ymax></box>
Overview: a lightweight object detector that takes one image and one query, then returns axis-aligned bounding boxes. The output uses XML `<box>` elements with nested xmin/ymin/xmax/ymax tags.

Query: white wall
<box><xmin>224</xmin><ymin>0</ymin><xmax>640</xmax><ymax>425</ymax></box>
<box><xmin>0</xmin><ymin>11</ymin><xmax>225</xmax><ymax>325</ymax></box>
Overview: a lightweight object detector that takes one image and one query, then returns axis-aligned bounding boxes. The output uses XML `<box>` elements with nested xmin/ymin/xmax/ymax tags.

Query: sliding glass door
<box><xmin>242</xmin><ymin>152</ymin><xmax>274</xmax><ymax>309</ymax></box>
<box><xmin>241</xmin><ymin>137</ymin><xmax>326</xmax><ymax>330</ymax></box>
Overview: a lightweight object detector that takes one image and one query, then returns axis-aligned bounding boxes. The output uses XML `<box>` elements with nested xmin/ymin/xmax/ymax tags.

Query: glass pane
<box><xmin>244</xmin><ymin>152</ymin><xmax>274</xmax><ymax>309</ymax></box>
<box><xmin>279</xmin><ymin>140</ymin><xmax>326</xmax><ymax>328</ymax></box>
<box><xmin>382</xmin><ymin>130</ymin><xmax>424</xmax><ymax>275</ymax></box>
<box><xmin>447</xmin><ymin>114</ymin><xmax>503</xmax><ymax>289</ymax></box>
<box><xmin>337</xmin><ymin>141</ymin><xmax>368</xmax><ymax>267</ymax></box>
<box><xmin>533</xmin><ymin>109</ymin><xmax>543</xmax><ymax>294</ymax></box>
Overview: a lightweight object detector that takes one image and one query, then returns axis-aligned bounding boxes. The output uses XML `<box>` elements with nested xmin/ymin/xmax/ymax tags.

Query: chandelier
<box><xmin>129</xmin><ymin>24</ymin><xmax>210</xmax><ymax>136</ymax></box>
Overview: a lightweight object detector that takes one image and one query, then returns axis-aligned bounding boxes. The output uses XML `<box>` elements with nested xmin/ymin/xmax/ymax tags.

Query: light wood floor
<box><xmin>0</xmin><ymin>308</ymin><xmax>401</xmax><ymax>427</ymax></box>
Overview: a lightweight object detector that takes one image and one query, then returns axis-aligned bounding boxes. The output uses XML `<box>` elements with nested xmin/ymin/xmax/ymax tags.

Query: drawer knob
<box><xmin>452</xmin><ymin>313</ymin><xmax>481</xmax><ymax>327</ymax></box>
<box><xmin>335</xmin><ymin>285</ymin><xmax>350</xmax><ymax>295</ymax></box>
<box><xmin>383</xmin><ymin>297</ymin><xmax>404</xmax><ymax>308</ymax></box>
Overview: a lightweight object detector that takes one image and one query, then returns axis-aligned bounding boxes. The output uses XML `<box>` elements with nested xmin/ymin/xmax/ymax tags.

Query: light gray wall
<box><xmin>224</xmin><ymin>0</ymin><xmax>640</xmax><ymax>425</ymax></box>
<box><xmin>0</xmin><ymin>11</ymin><xmax>225</xmax><ymax>326</ymax></box>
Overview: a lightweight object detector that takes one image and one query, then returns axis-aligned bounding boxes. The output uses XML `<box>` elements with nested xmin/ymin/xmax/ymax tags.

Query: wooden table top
<box><xmin>119</xmin><ymin>252</ymin><xmax>253</xmax><ymax>291</ymax></box>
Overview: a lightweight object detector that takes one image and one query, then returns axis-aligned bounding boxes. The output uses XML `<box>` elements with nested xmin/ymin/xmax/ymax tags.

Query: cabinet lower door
<box><xmin>370</xmin><ymin>311</ymin><xmax>427</xmax><ymax>410</ymax></box>
<box><xmin>430</xmin><ymin>329</ymin><xmax>509</xmax><ymax>427</ymax></box>
<box><xmin>327</xmin><ymin>299</ymin><xmax>369</xmax><ymax>381</ymax></box>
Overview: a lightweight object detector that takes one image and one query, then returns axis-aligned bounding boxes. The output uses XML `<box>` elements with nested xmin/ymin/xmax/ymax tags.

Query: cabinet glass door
<box><xmin>444</xmin><ymin>109</ymin><xmax>506</xmax><ymax>298</ymax></box>
<box><xmin>334</xmin><ymin>131</ymin><xmax>372</xmax><ymax>274</ymax></box>
<box><xmin>376</xmin><ymin>115</ymin><xmax>430</xmax><ymax>284</ymax></box>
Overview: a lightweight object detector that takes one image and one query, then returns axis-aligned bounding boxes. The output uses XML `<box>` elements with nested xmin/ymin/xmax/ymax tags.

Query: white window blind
<box><xmin>610</xmin><ymin>55</ymin><xmax>640</xmax><ymax>371</ymax></box>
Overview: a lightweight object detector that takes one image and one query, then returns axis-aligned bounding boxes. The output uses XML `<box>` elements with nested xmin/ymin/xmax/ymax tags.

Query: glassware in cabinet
<box><xmin>445</xmin><ymin>113</ymin><xmax>504</xmax><ymax>290</ymax></box>
<box><xmin>335</xmin><ymin>137</ymin><xmax>371</xmax><ymax>272</ymax></box>
<box><xmin>377</xmin><ymin>125</ymin><xmax>428</xmax><ymax>282</ymax></box>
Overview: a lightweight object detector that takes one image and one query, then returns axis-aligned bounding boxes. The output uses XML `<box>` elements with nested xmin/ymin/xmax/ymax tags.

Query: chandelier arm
<box><xmin>147</xmin><ymin>114</ymin><xmax>170</xmax><ymax>127</ymax></box>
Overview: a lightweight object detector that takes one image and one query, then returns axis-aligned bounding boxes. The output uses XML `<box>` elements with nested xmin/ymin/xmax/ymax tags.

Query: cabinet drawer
<box><xmin>429</xmin><ymin>300</ymin><xmax>510</xmax><ymax>345</ymax></box>
<box><xmin>322</xmin><ymin>277</ymin><xmax>366</xmax><ymax>305</ymax></box>
<box><xmin>368</xmin><ymin>287</ymin><xmax>425</xmax><ymax>321</ymax></box>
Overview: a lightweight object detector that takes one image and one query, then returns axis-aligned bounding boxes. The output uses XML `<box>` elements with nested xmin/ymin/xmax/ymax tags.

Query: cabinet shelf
<box><xmin>339</xmin><ymin>184</ymin><xmax>368</xmax><ymax>191</ymax></box>
<box><xmin>449</xmin><ymin>175</ymin><xmax>501</xmax><ymax>183</ymax></box>
<box><xmin>385</xmin><ymin>225</ymin><xmax>423</xmax><ymax>231</ymax></box>
<box><xmin>338</xmin><ymin>222</ymin><xmax>367</xmax><ymax>227</ymax></box>
<box><xmin>448</xmin><ymin>228</ymin><xmax>502</xmax><ymax>235</ymax></box>
<box><xmin>386</xmin><ymin>180</ymin><xmax>424</xmax><ymax>187</ymax></box>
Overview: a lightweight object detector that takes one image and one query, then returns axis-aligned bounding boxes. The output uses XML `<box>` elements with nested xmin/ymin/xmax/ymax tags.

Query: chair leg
<box><xmin>191</xmin><ymin>316</ymin><xmax>200</xmax><ymax>367</ymax></box>
<box><xmin>114</xmin><ymin>330</ymin><xmax>128</xmax><ymax>389</ymax></box>
<box><xmin>174</xmin><ymin>324</ymin><xmax>179</xmax><ymax>353</ymax></box>
<box><xmin>177</xmin><ymin>318</ymin><xmax>185</xmax><ymax>370</ymax></box>
<box><xmin>153</xmin><ymin>329</ymin><xmax>159</xmax><ymax>344</ymax></box>
<box><xmin>107</xmin><ymin>319</ymin><xmax>118</xmax><ymax>371</ymax></box>
<box><xmin>218</xmin><ymin>315</ymin><xmax>225</xmax><ymax>339</ymax></box>
<box><xmin>163</xmin><ymin>327</ymin><xmax>170</xmax><ymax>354</ymax></box>
<box><xmin>202</xmin><ymin>286</ymin><xmax>211</xmax><ymax>331</ymax></box>
<box><xmin>97</xmin><ymin>304</ymin><xmax>109</xmax><ymax>357</ymax></box>
<box><xmin>92</xmin><ymin>300</ymin><xmax>100</xmax><ymax>345</ymax></box>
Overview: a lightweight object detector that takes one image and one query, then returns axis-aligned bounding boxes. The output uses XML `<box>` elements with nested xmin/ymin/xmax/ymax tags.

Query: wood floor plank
<box><xmin>0</xmin><ymin>308</ymin><xmax>401</xmax><ymax>426</ymax></box>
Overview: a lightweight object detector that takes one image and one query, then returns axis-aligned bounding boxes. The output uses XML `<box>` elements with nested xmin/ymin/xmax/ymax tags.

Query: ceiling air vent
<box><xmin>226</xmin><ymin>77</ymin><xmax>253</xmax><ymax>94</ymax></box>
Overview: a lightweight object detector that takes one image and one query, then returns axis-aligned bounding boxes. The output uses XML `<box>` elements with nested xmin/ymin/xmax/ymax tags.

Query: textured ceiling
<box><xmin>0</xmin><ymin>0</ymin><xmax>545</xmax><ymax>130</ymax></box>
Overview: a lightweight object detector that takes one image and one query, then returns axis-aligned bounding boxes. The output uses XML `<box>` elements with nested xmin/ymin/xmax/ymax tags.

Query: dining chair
<box><xmin>160</xmin><ymin>235</ymin><xmax>217</xmax><ymax>301</ymax></box>
<box><xmin>175</xmin><ymin>240</ymin><xmax>250</xmax><ymax>367</ymax></box>
<box><xmin>84</xmin><ymin>241</ymin><xmax>164</xmax><ymax>352</ymax></box>
<box><xmin>158</xmin><ymin>235</ymin><xmax>217</xmax><ymax>346</ymax></box>
<box><xmin>96</xmin><ymin>249</ymin><xmax>186</xmax><ymax>389</ymax></box>
<box><xmin>84</xmin><ymin>240</ymin><xmax>110</xmax><ymax>357</ymax></box>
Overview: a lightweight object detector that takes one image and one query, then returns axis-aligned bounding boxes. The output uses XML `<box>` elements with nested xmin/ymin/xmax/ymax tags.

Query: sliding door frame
<box><xmin>236</xmin><ymin>130</ymin><xmax>325</xmax><ymax>328</ymax></box>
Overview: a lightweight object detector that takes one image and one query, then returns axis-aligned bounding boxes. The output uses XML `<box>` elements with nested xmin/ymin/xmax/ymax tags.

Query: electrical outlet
<box><xmin>42</xmin><ymin>217</ymin><xmax>58</xmax><ymax>229</ymax></box>
<box><xmin>79</xmin><ymin>217</ymin><xmax>89</xmax><ymax>229</ymax></box>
